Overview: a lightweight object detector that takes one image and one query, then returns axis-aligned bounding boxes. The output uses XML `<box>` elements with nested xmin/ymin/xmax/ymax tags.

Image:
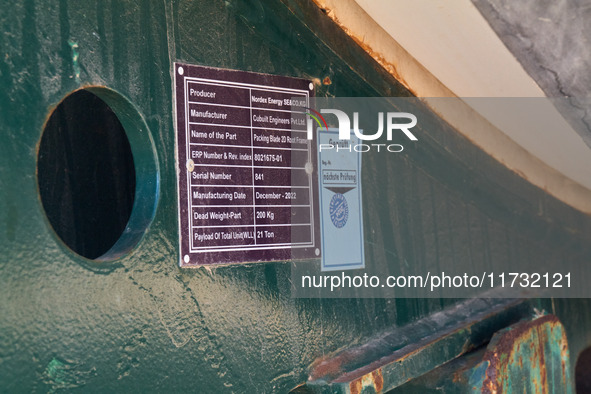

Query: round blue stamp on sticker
<box><xmin>329</xmin><ymin>193</ymin><xmax>349</xmax><ymax>228</ymax></box>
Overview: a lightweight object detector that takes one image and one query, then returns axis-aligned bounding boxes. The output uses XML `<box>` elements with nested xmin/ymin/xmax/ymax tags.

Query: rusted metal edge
<box><xmin>481</xmin><ymin>314</ymin><xmax>572</xmax><ymax>393</ymax></box>
<box><xmin>391</xmin><ymin>314</ymin><xmax>573</xmax><ymax>392</ymax></box>
<box><xmin>300</xmin><ymin>296</ymin><xmax>534</xmax><ymax>393</ymax></box>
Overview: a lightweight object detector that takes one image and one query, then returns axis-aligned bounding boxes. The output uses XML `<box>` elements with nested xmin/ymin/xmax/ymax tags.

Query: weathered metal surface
<box><xmin>397</xmin><ymin>313</ymin><xmax>573</xmax><ymax>393</ymax></box>
<box><xmin>301</xmin><ymin>297</ymin><xmax>533</xmax><ymax>393</ymax></box>
<box><xmin>1</xmin><ymin>0</ymin><xmax>591</xmax><ymax>392</ymax></box>
<box><xmin>479</xmin><ymin>314</ymin><xmax>571</xmax><ymax>393</ymax></box>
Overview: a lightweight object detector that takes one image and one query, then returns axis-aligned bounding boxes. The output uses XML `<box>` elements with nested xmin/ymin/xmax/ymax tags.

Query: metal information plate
<box><xmin>174</xmin><ymin>63</ymin><xmax>320</xmax><ymax>267</ymax></box>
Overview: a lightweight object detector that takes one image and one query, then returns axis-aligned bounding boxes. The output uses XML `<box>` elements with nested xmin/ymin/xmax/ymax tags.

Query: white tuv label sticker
<box><xmin>318</xmin><ymin>129</ymin><xmax>364</xmax><ymax>271</ymax></box>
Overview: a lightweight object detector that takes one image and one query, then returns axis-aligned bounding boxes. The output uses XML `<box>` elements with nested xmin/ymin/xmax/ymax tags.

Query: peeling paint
<box><xmin>480</xmin><ymin>315</ymin><xmax>571</xmax><ymax>393</ymax></box>
<box><xmin>68</xmin><ymin>40</ymin><xmax>80</xmax><ymax>83</ymax></box>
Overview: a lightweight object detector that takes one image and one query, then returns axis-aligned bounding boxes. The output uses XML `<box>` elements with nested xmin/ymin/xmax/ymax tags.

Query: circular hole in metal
<box><xmin>37</xmin><ymin>88</ymin><xmax>157</xmax><ymax>261</ymax></box>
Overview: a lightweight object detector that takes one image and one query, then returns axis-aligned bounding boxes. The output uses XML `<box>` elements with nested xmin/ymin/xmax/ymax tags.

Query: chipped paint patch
<box><xmin>68</xmin><ymin>40</ymin><xmax>80</xmax><ymax>83</ymax></box>
<box><xmin>480</xmin><ymin>315</ymin><xmax>571</xmax><ymax>393</ymax></box>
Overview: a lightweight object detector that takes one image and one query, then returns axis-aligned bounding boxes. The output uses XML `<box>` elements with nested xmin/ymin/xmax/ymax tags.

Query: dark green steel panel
<box><xmin>1</xmin><ymin>0</ymin><xmax>591</xmax><ymax>392</ymax></box>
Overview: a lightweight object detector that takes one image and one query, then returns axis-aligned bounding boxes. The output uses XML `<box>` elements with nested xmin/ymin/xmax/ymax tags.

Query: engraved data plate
<box><xmin>174</xmin><ymin>63</ymin><xmax>320</xmax><ymax>266</ymax></box>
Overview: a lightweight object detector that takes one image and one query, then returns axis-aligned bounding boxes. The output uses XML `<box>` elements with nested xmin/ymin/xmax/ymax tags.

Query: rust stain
<box><xmin>308</xmin><ymin>354</ymin><xmax>346</xmax><ymax>382</ymax></box>
<box><xmin>349</xmin><ymin>369</ymin><xmax>383</xmax><ymax>394</ymax></box>
<box><xmin>349</xmin><ymin>378</ymin><xmax>362</xmax><ymax>394</ymax></box>
<box><xmin>308</xmin><ymin>348</ymin><xmax>361</xmax><ymax>382</ymax></box>
<box><xmin>481</xmin><ymin>315</ymin><xmax>566</xmax><ymax>393</ymax></box>
<box><xmin>561</xmin><ymin>339</ymin><xmax>568</xmax><ymax>379</ymax></box>
<box><xmin>310</xmin><ymin>77</ymin><xmax>322</xmax><ymax>87</ymax></box>
<box><xmin>348</xmin><ymin>35</ymin><xmax>410</xmax><ymax>92</ymax></box>
<box><xmin>311</xmin><ymin>4</ymin><xmax>414</xmax><ymax>95</ymax></box>
<box><xmin>371</xmin><ymin>370</ymin><xmax>384</xmax><ymax>392</ymax></box>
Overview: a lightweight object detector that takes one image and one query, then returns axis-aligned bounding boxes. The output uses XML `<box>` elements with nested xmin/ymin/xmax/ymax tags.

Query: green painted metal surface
<box><xmin>1</xmin><ymin>0</ymin><xmax>591</xmax><ymax>392</ymax></box>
